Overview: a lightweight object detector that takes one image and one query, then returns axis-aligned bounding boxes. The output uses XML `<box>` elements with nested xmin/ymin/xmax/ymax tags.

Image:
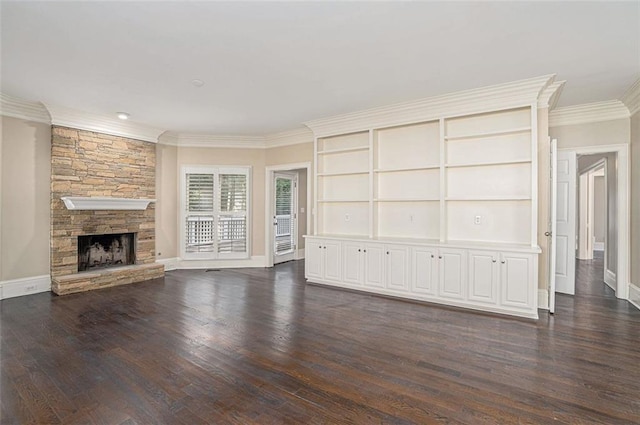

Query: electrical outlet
<box><xmin>474</xmin><ymin>215</ymin><xmax>482</xmax><ymax>225</ymax></box>
<box><xmin>344</xmin><ymin>213</ymin><xmax>350</xmax><ymax>222</ymax></box>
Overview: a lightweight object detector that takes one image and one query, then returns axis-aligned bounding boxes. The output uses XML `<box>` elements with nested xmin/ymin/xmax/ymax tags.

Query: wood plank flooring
<box><xmin>1</xmin><ymin>258</ymin><xmax>639</xmax><ymax>424</ymax></box>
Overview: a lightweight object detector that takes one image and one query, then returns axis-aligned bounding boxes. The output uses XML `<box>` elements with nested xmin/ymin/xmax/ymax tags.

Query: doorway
<box><xmin>553</xmin><ymin>144</ymin><xmax>630</xmax><ymax>302</ymax></box>
<box><xmin>264</xmin><ymin>162</ymin><xmax>312</xmax><ymax>268</ymax></box>
<box><xmin>273</xmin><ymin>172</ymin><xmax>297</xmax><ymax>264</ymax></box>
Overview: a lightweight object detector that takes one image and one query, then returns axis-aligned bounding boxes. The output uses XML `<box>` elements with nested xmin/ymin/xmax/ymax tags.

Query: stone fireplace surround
<box><xmin>50</xmin><ymin>126</ymin><xmax>163</xmax><ymax>295</ymax></box>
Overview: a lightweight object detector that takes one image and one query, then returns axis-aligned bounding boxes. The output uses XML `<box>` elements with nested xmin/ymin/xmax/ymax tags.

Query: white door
<box><xmin>468</xmin><ymin>250</ymin><xmax>498</xmax><ymax>304</ymax></box>
<box><xmin>343</xmin><ymin>242</ymin><xmax>364</xmax><ymax>285</ymax></box>
<box><xmin>305</xmin><ymin>240</ymin><xmax>323</xmax><ymax>280</ymax></box>
<box><xmin>555</xmin><ymin>150</ymin><xmax>577</xmax><ymax>295</ymax></box>
<box><xmin>385</xmin><ymin>245</ymin><xmax>409</xmax><ymax>292</ymax></box>
<box><xmin>323</xmin><ymin>241</ymin><xmax>342</xmax><ymax>282</ymax></box>
<box><xmin>273</xmin><ymin>172</ymin><xmax>297</xmax><ymax>264</ymax></box>
<box><xmin>411</xmin><ymin>247</ymin><xmax>438</xmax><ymax>295</ymax></box>
<box><xmin>364</xmin><ymin>244</ymin><xmax>385</xmax><ymax>289</ymax></box>
<box><xmin>549</xmin><ymin>139</ymin><xmax>558</xmax><ymax>313</ymax></box>
<box><xmin>500</xmin><ymin>253</ymin><xmax>532</xmax><ymax>308</ymax></box>
<box><xmin>438</xmin><ymin>248</ymin><xmax>466</xmax><ymax>300</ymax></box>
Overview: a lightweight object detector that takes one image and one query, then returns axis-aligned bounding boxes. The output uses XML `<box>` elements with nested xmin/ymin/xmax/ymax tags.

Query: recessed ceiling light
<box><xmin>117</xmin><ymin>112</ymin><xmax>130</xmax><ymax>120</ymax></box>
<box><xmin>191</xmin><ymin>79</ymin><xmax>205</xmax><ymax>87</ymax></box>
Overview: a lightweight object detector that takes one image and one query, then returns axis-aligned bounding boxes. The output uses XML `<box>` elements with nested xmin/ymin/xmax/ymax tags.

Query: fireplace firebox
<box><xmin>78</xmin><ymin>233</ymin><xmax>136</xmax><ymax>272</ymax></box>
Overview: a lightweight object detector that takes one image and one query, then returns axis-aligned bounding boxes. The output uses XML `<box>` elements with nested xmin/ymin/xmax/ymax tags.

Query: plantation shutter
<box><xmin>217</xmin><ymin>170</ymin><xmax>249</xmax><ymax>258</ymax></box>
<box><xmin>185</xmin><ymin>173</ymin><xmax>215</xmax><ymax>253</ymax></box>
<box><xmin>275</xmin><ymin>176</ymin><xmax>294</xmax><ymax>254</ymax></box>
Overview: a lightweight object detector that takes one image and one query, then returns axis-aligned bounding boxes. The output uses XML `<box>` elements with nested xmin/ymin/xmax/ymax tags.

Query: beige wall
<box><xmin>155</xmin><ymin>143</ymin><xmax>178</xmax><ymax>259</ymax></box>
<box><xmin>297</xmin><ymin>169</ymin><xmax>307</xmax><ymax>248</ymax></box>
<box><xmin>551</xmin><ymin>118</ymin><xmax>630</xmax><ymax>149</ymax></box>
<box><xmin>177</xmin><ymin>147</ymin><xmax>266</xmax><ymax>256</ymax></box>
<box><xmin>537</xmin><ymin>108</ymin><xmax>550</xmax><ymax>291</ymax></box>
<box><xmin>630</xmin><ymin>112</ymin><xmax>640</xmax><ymax>288</ymax></box>
<box><xmin>265</xmin><ymin>142</ymin><xmax>313</xmax><ymax>166</ymax></box>
<box><xmin>593</xmin><ymin>176</ymin><xmax>605</xmax><ymax>244</ymax></box>
<box><xmin>1</xmin><ymin>116</ymin><xmax>51</xmax><ymax>281</ymax></box>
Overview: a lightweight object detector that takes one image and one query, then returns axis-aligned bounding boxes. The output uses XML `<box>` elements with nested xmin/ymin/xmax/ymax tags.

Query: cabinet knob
<box><xmin>501</xmin><ymin>260</ymin><xmax>506</xmax><ymax>264</ymax></box>
<box><xmin>364</xmin><ymin>249</ymin><xmax>367</xmax><ymax>253</ymax></box>
<box><xmin>431</xmin><ymin>254</ymin><xmax>434</xmax><ymax>258</ymax></box>
<box><xmin>439</xmin><ymin>256</ymin><xmax>442</xmax><ymax>259</ymax></box>
<box><xmin>492</xmin><ymin>259</ymin><xmax>497</xmax><ymax>263</ymax></box>
<box><xmin>323</xmin><ymin>246</ymin><xmax>327</xmax><ymax>249</ymax></box>
<box><xmin>358</xmin><ymin>249</ymin><xmax>361</xmax><ymax>252</ymax></box>
<box><xmin>386</xmin><ymin>251</ymin><xmax>389</xmax><ymax>255</ymax></box>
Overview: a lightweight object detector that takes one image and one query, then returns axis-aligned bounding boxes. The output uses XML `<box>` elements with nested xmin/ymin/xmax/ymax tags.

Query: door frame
<box><xmin>577</xmin><ymin>159</ymin><xmax>606</xmax><ymax>260</ymax></box>
<box><xmin>264</xmin><ymin>162</ymin><xmax>312</xmax><ymax>268</ymax></box>
<box><xmin>273</xmin><ymin>171</ymin><xmax>298</xmax><ymax>264</ymax></box>
<box><xmin>558</xmin><ymin>144</ymin><xmax>630</xmax><ymax>299</ymax></box>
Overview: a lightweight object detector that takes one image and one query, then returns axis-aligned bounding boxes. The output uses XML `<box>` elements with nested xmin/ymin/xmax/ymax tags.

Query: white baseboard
<box><xmin>174</xmin><ymin>256</ymin><xmax>267</xmax><ymax>270</ymax></box>
<box><xmin>0</xmin><ymin>275</ymin><xmax>51</xmax><ymax>300</ymax></box>
<box><xmin>629</xmin><ymin>283</ymin><xmax>640</xmax><ymax>311</ymax></box>
<box><xmin>593</xmin><ymin>242</ymin><xmax>605</xmax><ymax>251</ymax></box>
<box><xmin>538</xmin><ymin>289</ymin><xmax>549</xmax><ymax>310</ymax></box>
<box><xmin>604</xmin><ymin>269</ymin><xmax>617</xmax><ymax>290</ymax></box>
<box><xmin>294</xmin><ymin>248</ymin><xmax>305</xmax><ymax>260</ymax></box>
<box><xmin>156</xmin><ymin>257</ymin><xmax>179</xmax><ymax>271</ymax></box>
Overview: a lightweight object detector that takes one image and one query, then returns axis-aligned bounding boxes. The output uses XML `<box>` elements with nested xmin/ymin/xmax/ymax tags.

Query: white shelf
<box><xmin>374</xmin><ymin>198</ymin><xmax>439</xmax><ymax>202</ymax></box>
<box><xmin>444</xmin><ymin>127</ymin><xmax>531</xmax><ymax>141</ymax></box>
<box><xmin>446</xmin><ymin>196</ymin><xmax>531</xmax><ymax>201</ymax></box>
<box><xmin>317</xmin><ymin>146</ymin><xmax>369</xmax><ymax>155</ymax></box>
<box><xmin>318</xmin><ymin>171</ymin><xmax>369</xmax><ymax>177</ymax></box>
<box><xmin>60</xmin><ymin>196</ymin><xmax>155</xmax><ymax>210</ymax></box>
<box><xmin>374</xmin><ymin>165</ymin><xmax>439</xmax><ymax>173</ymax></box>
<box><xmin>445</xmin><ymin>159</ymin><xmax>531</xmax><ymax>168</ymax></box>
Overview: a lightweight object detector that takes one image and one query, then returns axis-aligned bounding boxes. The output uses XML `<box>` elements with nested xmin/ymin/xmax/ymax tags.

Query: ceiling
<box><xmin>1</xmin><ymin>1</ymin><xmax>638</xmax><ymax>135</ymax></box>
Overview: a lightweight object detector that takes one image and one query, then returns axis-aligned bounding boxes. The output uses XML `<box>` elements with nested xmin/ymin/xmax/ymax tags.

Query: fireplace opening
<box><xmin>78</xmin><ymin>233</ymin><xmax>136</xmax><ymax>272</ymax></box>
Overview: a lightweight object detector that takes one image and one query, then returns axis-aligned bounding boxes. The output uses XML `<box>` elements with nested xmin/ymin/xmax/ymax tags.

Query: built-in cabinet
<box><xmin>307</xmin><ymin>94</ymin><xmax>544</xmax><ymax>319</ymax></box>
<box><xmin>305</xmin><ymin>236</ymin><xmax>538</xmax><ymax>319</ymax></box>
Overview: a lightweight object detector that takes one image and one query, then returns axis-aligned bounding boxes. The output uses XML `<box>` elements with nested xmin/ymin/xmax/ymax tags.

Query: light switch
<box><xmin>300</xmin><ymin>207</ymin><xmax>305</xmax><ymax>213</ymax></box>
<box><xmin>345</xmin><ymin>213</ymin><xmax>350</xmax><ymax>222</ymax></box>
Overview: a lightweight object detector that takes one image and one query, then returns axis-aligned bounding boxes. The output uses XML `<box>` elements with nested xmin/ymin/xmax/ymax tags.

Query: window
<box><xmin>182</xmin><ymin>166</ymin><xmax>250</xmax><ymax>259</ymax></box>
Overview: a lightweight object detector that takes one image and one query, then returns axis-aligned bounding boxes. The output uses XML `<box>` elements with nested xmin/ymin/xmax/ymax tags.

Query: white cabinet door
<box><xmin>364</xmin><ymin>244</ymin><xmax>385</xmax><ymax>289</ymax></box>
<box><xmin>468</xmin><ymin>250</ymin><xmax>498</xmax><ymax>304</ymax></box>
<box><xmin>306</xmin><ymin>240</ymin><xmax>323</xmax><ymax>280</ymax></box>
<box><xmin>323</xmin><ymin>241</ymin><xmax>342</xmax><ymax>282</ymax></box>
<box><xmin>411</xmin><ymin>246</ymin><xmax>438</xmax><ymax>295</ymax></box>
<box><xmin>343</xmin><ymin>242</ymin><xmax>364</xmax><ymax>285</ymax></box>
<box><xmin>500</xmin><ymin>252</ymin><xmax>532</xmax><ymax>308</ymax></box>
<box><xmin>385</xmin><ymin>245</ymin><xmax>409</xmax><ymax>292</ymax></box>
<box><xmin>438</xmin><ymin>248</ymin><xmax>466</xmax><ymax>300</ymax></box>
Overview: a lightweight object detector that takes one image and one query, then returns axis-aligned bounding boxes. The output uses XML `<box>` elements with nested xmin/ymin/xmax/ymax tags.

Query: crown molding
<box><xmin>304</xmin><ymin>75</ymin><xmax>555</xmax><ymax>137</ymax></box>
<box><xmin>44</xmin><ymin>104</ymin><xmax>164</xmax><ymax>143</ymax></box>
<box><xmin>549</xmin><ymin>100</ymin><xmax>630</xmax><ymax>127</ymax></box>
<box><xmin>264</xmin><ymin>127</ymin><xmax>314</xmax><ymax>148</ymax></box>
<box><xmin>159</xmin><ymin>132</ymin><xmax>266</xmax><ymax>149</ymax></box>
<box><xmin>538</xmin><ymin>80</ymin><xmax>566</xmax><ymax>110</ymax></box>
<box><xmin>621</xmin><ymin>78</ymin><xmax>640</xmax><ymax>116</ymax></box>
<box><xmin>0</xmin><ymin>93</ymin><xmax>51</xmax><ymax>123</ymax></box>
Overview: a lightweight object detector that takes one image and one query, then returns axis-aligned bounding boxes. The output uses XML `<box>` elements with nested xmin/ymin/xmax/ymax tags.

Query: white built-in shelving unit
<box><xmin>304</xmin><ymin>76</ymin><xmax>562</xmax><ymax>319</ymax></box>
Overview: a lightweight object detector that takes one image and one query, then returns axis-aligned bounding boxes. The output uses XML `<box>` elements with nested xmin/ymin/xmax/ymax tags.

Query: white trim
<box><xmin>44</xmin><ymin>103</ymin><xmax>164</xmax><ymax>143</ymax></box>
<box><xmin>538</xmin><ymin>289</ymin><xmax>549</xmax><ymax>310</ymax></box>
<box><xmin>60</xmin><ymin>196</ymin><xmax>155</xmax><ymax>210</ymax></box>
<box><xmin>0</xmin><ymin>275</ymin><xmax>51</xmax><ymax>300</ymax></box>
<box><xmin>265</xmin><ymin>162</ymin><xmax>312</xmax><ymax>268</ymax></box>
<box><xmin>0</xmin><ymin>93</ymin><xmax>51</xmax><ymax>123</ymax></box>
<box><xmin>594</xmin><ymin>242</ymin><xmax>605</xmax><ymax>251</ymax></box>
<box><xmin>175</xmin><ymin>256</ymin><xmax>266</xmax><ymax>269</ymax></box>
<box><xmin>549</xmin><ymin>101</ymin><xmax>630</xmax><ymax>127</ymax></box>
<box><xmin>294</xmin><ymin>248</ymin><xmax>305</xmax><ymax>260</ymax></box>
<box><xmin>604</xmin><ymin>269</ymin><xmax>617</xmax><ymax>290</ymax></box>
<box><xmin>621</xmin><ymin>78</ymin><xmax>640</xmax><ymax>116</ymax></box>
<box><xmin>265</xmin><ymin>127</ymin><xmax>314</xmax><ymax>148</ymax></box>
<box><xmin>538</xmin><ymin>81</ymin><xmax>566</xmax><ymax>110</ymax></box>
<box><xmin>628</xmin><ymin>283</ymin><xmax>640</xmax><ymax>310</ymax></box>
<box><xmin>156</xmin><ymin>257</ymin><xmax>179</xmax><ymax>271</ymax></box>
<box><xmin>559</xmin><ymin>144</ymin><xmax>630</xmax><ymax>300</ymax></box>
<box><xmin>160</xmin><ymin>132</ymin><xmax>266</xmax><ymax>149</ymax></box>
<box><xmin>304</xmin><ymin>75</ymin><xmax>555</xmax><ymax>137</ymax></box>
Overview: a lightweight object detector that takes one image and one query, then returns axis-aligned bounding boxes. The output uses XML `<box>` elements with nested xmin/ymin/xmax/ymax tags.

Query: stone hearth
<box><xmin>50</xmin><ymin>126</ymin><xmax>163</xmax><ymax>295</ymax></box>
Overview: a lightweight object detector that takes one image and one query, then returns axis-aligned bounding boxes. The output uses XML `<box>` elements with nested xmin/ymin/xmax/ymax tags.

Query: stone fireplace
<box><xmin>50</xmin><ymin>127</ymin><xmax>164</xmax><ymax>295</ymax></box>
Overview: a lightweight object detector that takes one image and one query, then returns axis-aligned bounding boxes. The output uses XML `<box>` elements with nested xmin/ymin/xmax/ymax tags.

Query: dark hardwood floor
<box><xmin>1</xmin><ymin>259</ymin><xmax>639</xmax><ymax>424</ymax></box>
